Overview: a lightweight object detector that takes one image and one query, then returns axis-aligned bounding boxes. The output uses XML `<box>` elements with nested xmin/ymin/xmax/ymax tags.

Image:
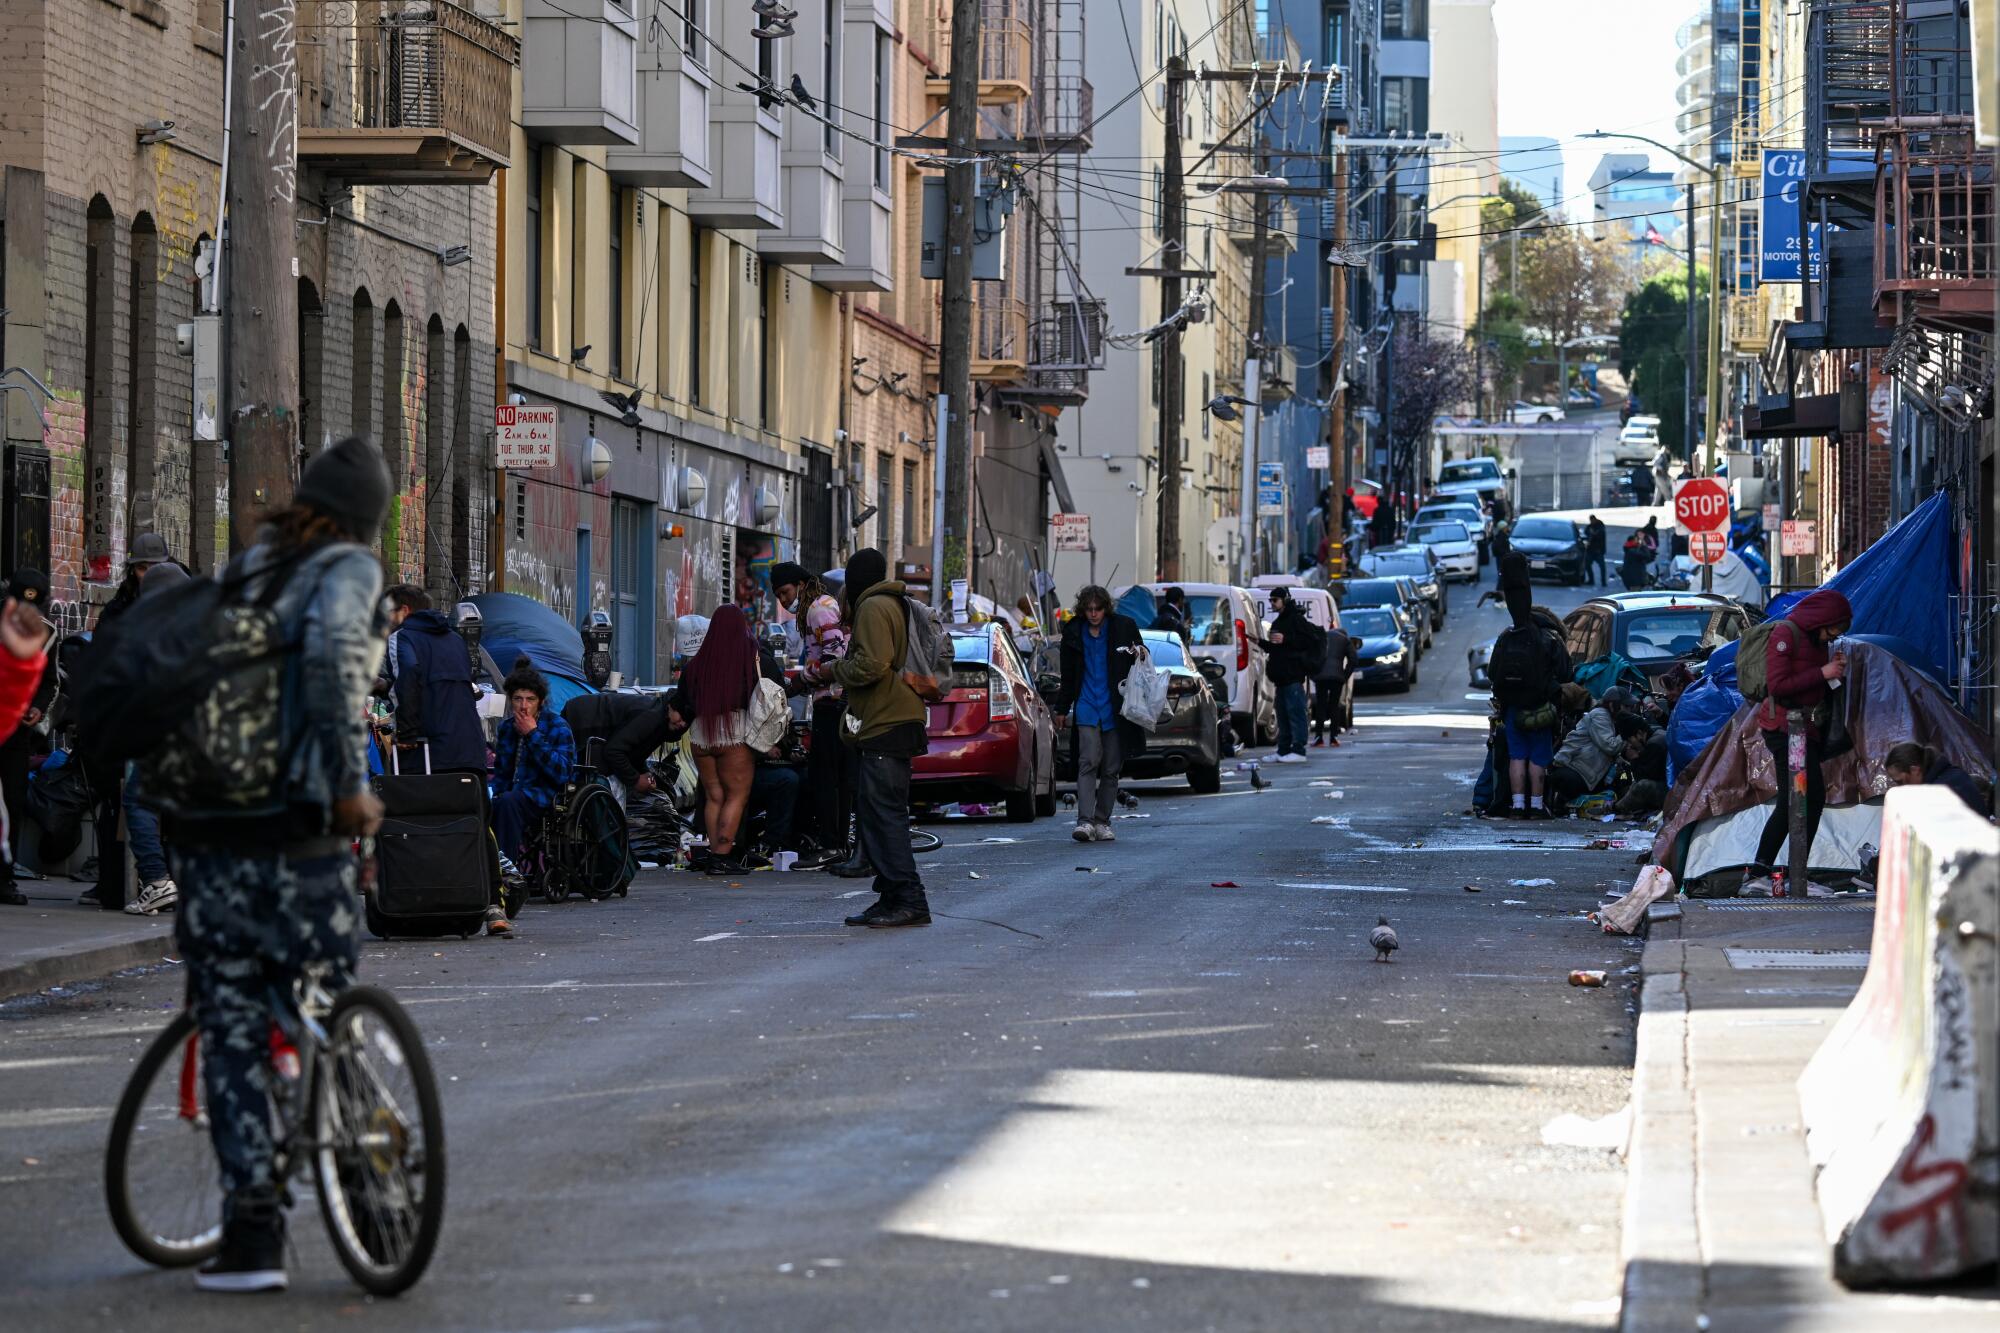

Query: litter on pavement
<box><xmin>1540</xmin><ymin>1105</ymin><xmax>1631</xmax><ymax>1150</ymax></box>
<box><xmin>1510</xmin><ymin>878</ymin><xmax>1557</xmax><ymax>887</ymax></box>
<box><xmin>1210</xmin><ymin>881</ymin><xmax>1240</xmax><ymax>888</ymax></box>
<box><xmin>1568</xmin><ymin>970</ymin><xmax>1608</xmax><ymax>987</ymax></box>
<box><xmin>1599</xmin><ymin>866</ymin><xmax>1677</xmax><ymax>934</ymax></box>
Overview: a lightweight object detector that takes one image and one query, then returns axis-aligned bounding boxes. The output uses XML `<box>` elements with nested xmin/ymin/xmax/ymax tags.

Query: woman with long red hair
<box><xmin>677</xmin><ymin>603</ymin><xmax>761</xmax><ymax>871</ymax></box>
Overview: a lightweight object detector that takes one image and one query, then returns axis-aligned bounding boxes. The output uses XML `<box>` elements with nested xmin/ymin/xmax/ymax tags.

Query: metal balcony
<box><xmin>1873</xmin><ymin>127</ymin><xmax>1996</xmax><ymax>333</ymax></box>
<box><xmin>1226</xmin><ymin>196</ymin><xmax>1298</xmax><ymax>257</ymax></box>
<box><xmin>925</xmin><ymin>9</ymin><xmax>1033</xmax><ymax>108</ymax></box>
<box><xmin>1007</xmin><ymin>299</ymin><xmax>1105</xmax><ymax>406</ymax></box>
<box><xmin>927</xmin><ymin>295</ymin><xmax>1030</xmax><ymax>382</ymax></box>
<box><xmin>299</xmin><ymin>0</ymin><xmax>519</xmax><ymax>184</ymax></box>
<box><xmin>1728</xmin><ymin>294</ymin><xmax>1769</xmax><ymax>352</ymax></box>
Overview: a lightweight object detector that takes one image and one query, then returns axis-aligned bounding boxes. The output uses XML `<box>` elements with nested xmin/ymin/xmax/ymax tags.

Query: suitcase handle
<box><xmin>389</xmin><ymin>741</ymin><xmax>432</xmax><ymax>776</ymax></box>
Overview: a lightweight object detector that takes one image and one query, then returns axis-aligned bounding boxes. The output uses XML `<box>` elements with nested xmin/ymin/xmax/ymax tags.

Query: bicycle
<box><xmin>105</xmin><ymin>963</ymin><xmax>446</xmax><ymax>1296</ymax></box>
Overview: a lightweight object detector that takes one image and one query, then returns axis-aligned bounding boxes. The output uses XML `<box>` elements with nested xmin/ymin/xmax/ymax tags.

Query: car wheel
<box><xmin>1035</xmin><ymin>767</ymin><xmax>1057</xmax><ymax>818</ymax></box>
<box><xmin>1188</xmin><ymin>762</ymin><xmax>1222</xmax><ymax>794</ymax></box>
<box><xmin>1004</xmin><ymin>785</ymin><xmax>1036</xmax><ymax>822</ymax></box>
<box><xmin>1396</xmin><ymin>665</ymin><xmax>1415</xmax><ymax>693</ymax></box>
<box><xmin>1537</xmin><ymin>413</ymin><xmax>1554</xmax><ymax>423</ymax></box>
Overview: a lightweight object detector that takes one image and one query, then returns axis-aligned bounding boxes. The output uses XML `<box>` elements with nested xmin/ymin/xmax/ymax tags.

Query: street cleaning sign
<box><xmin>1760</xmin><ymin>150</ymin><xmax>1823</xmax><ymax>283</ymax></box>
<box><xmin>496</xmin><ymin>404</ymin><xmax>558</xmax><ymax>468</ymax></box>
<box><xmin>1257</xmin><ymin>462</ymin><xmax>1286</xmax><ymax>517</ymax></box>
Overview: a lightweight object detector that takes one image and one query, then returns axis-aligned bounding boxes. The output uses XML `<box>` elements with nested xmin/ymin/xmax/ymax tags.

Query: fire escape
<box><xmin>918</xmin><ymin>0</ymin><xmax>1102</xmax><ymax>403</ymax></box>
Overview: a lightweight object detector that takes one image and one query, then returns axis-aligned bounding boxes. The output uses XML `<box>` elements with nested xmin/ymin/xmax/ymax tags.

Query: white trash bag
<box><xmin>1119</xmin><ymin>645</ymin><xmax>1169</xmax><ymax>731</ymax></box>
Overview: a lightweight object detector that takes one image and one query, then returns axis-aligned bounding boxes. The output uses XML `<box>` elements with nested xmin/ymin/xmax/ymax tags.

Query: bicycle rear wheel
<box><xmin>105</xmin><ymin>1011</ymin><xmax>224</xmax><ymax>1267</ymax></box>
<box><xmin>910</xmin><ymin>828</ymin><xmax>943</xmax><ymax>855</ymax></box>
<box><xmin>312</xmin><ymin>986</ymin><xmax>446</xmax><ymax>1297</ymax></box>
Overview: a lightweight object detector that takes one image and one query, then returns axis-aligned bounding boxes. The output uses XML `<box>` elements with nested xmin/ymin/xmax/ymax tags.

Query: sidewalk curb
<box><xmin>0</xmin><ymin>934</ymin><xmax>178</xmax><ymax>1001</ymax></box>
<box><xmin>1619</xmin><ymin>928</ymin><xmax>1703</xmax><ymax>1333</ymax></box>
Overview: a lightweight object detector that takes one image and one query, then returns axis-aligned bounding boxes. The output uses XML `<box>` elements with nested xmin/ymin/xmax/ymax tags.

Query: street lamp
<box><xmin>1195</xmin><ymin>175</ymin><xmax>1289</xmax><ymax>194</ymax></box>
<box><xmin>1582</xmin><ymin>130</ymin><xmax>1721</xmax><ymax>494</ymax></box>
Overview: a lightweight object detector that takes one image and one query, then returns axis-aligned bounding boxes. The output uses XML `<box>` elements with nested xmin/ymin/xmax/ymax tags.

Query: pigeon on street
<box><xmin>1249</xmin><ymin>763</ymin><xmax>1268</xmax><ymax>791</ymax></box>
<box><xmin>790</xmin><ymin>75</ymin><xmax>817</xmax><ymax>111</ymax></box>
<box><xmin>1370</xmin><ymin>917</ymin><xmax>1399</xmax><ymax>963</ymax></box>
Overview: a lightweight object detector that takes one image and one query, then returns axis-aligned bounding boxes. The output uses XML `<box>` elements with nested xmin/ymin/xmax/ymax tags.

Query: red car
<box><xmin>912</xmin><ymin>624</ymin><xmax>1058</xmax><ymax>822</ymax></box>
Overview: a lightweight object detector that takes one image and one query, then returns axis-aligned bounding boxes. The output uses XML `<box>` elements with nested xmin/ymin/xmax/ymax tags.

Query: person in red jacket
<box><xmin>1752</xmin><ymin>589</ymin><xmax>1852</xmax><ymax>875</ymax></box>
<box><xmin>0</xmin><ymin>578</ymin><xmax>53</xmax><ymax>905</ymax></box>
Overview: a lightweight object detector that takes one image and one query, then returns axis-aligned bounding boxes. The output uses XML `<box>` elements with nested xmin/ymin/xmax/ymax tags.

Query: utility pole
<box><xmin>1683</xmin><ymin>184</ymin><xmax>1696</xmax><ymax>467</ymax></box>
<box><xmin>937</xmin><ymin>0</ymin><xmax>982</xmax><ymax>592</ymax></box>
<box><xmin>1155</xmin><ymin>56</ymin><xmax>1187</xmax><ymax>581</ymax></box>
<box><xmin>1325</xmin><ymin>134</ymin><xmax>1348</xmax><ymax>581</ymax></box>
<box><xmin>1241</xmin><ymin>147</ymin><xmax>1270</xmax><ymax>578</ymax></box>
<box><xmin>225</xmin><ymin>0</ymin><xmax>302</xmax><ymax>547</ymax></box>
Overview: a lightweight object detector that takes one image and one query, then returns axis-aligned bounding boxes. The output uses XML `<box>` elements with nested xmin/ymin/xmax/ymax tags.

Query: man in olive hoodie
<box><xmin>833</xmin><ymin>548</ymin><xmax>932</xmax><ymax>928</ymax></box>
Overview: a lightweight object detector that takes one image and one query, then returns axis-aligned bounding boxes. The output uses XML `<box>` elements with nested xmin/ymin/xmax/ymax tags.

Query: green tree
<box><xmin>1618</xmin><ymin>266</ymin><xmax>1708</xmax><ymax>458</ymax></box>
<box><xmin>1478</xmin><ymin>289</ymin><xmax>1538</xmax><ymax>407</ymax></box>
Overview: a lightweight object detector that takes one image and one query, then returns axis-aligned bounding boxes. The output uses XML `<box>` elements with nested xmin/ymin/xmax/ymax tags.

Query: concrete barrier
<box><xmin>1796</xmin><ymin>786</ymin><xmax>1998</xmax><ymax>1286</ymax></box>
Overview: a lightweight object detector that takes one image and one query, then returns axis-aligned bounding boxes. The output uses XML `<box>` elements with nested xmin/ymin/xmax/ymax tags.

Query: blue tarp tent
<box><xmin>468</xmin><ymin>592</ymin><xmax>597</xmax><ymax>712</ymax></box>
<box><xmin>1665</xmin><ymin>493</ymin><xmax>1960</xmax><ymax>777</ymax></box>
<box><xmin>1114</xmin><ymin>585</ymin><xmax>1159</xmax><ymax>629</ymax></box>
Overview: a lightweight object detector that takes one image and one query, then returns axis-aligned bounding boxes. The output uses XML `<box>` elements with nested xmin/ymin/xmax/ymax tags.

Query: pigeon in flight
<box><xmin>789</xmin><ymin>75</ymin><xmax>816</xmax><ymax>112</ymax></box>
<box><xmin>1370</xmin><ymin>917</ymin><xmax>1399</xmax><ymax>963</ymax></box>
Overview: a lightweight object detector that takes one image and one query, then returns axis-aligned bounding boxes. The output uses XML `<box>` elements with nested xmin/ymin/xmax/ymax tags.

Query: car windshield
<box><xmin>1341</xmin><ymin>580</ymin><xmax>1399</xmax><ymax>607</ymax></box>
<box><xmin>1344</xmin><ymin>609</ymin><xmax>1399</xmax><ymax>637</ymax></box>
<box><xmin>1618</xmin><ymin>608</ymin><xmax>1740</xmax><ymax>661</ymax></box>
<box><xmin>1140</xmin><ymin>631</ymin><xmax>1187</xmax><ymax>667</ymax></box>
<box><xmin>1367</xmin><ymin>552</ymin><xmax>1430</xmax><ymax>577</ymax></box>
<box><xmin>1511</xmin><ymin>518</ymin><xmax>1574</xmax><ymax>541</ymax></box>
<box><xmin>1417</xmin><ymin>506</ymin><xmax>1479</xmax><ymax>524</ymax></box>
<box><xmin>1411</xmin><ymin>522</ymin><xmax>1470</xmax><ymax>544</ymax></box>
<box><xmin>949</xmin><ymin>632</ymin><xmax>991</xmax><ymax>663</ymax></box>
<box><xmin>1438</xmin><ymin>461</ymin><xmax>1496</xmax><ymax>485</ymax></box>
<box><xmin>1179</xmin><ymin>594</ymin><xmax>1237</xmax><ymax>647</ymax></box>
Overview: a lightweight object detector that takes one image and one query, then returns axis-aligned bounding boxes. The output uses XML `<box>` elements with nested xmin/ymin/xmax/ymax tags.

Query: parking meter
<box><xmin>583</xmin><ymin>610</ymin><xmax>614</xmax><ymax>688</ymax></box>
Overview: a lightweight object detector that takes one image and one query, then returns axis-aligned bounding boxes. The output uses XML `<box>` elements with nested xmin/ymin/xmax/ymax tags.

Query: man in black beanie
<box><xmin>832</xmin><ymin>546</ymin><xmax>931</xmax><ymax>927</ymax></box>
<box><xmin>160</xmin><ymin>435</ymin><xmax>394</xmax><ymax>1292</ymax></box>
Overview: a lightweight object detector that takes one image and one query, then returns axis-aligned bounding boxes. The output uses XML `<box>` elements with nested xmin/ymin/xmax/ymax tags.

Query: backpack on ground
<box><xmin>900</xmin><ymin>596</ymin><xmax>952</xmax><ymax>703</ymax></box>
<box><xmin>1488</xmin><ymin>624</ymin><xmax>1551</xmax><ymax>708</ymax></box>
<box><xmin>76</xmin><ymin>554</ymin><xmax>309</xmax><ymax>820</ymax></box>
<box><xmin>1735</xmin><ymin>618</ymin><xmax>1784</xmax><ymax>702</ymax></box>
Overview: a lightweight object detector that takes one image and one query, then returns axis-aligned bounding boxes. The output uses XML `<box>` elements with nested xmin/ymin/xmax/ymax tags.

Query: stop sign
<box><xmin>1674</xmin><ymin>477</ymin><xmax>1731</xmax><ymax>532</ymax></box>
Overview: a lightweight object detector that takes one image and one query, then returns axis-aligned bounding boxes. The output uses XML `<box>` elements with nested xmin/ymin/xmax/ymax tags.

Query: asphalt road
<box><xmin>2</xmin><ymin>574</ymin><xmax>1647</xmax><ymax>1333</ymax></box>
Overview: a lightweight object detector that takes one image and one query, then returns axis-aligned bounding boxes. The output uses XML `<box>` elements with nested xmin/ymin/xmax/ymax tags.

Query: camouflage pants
<box><xmin>169</xmin><ymin>848</ymin><xmax>360</xmax><ymax>1197</ymax></box>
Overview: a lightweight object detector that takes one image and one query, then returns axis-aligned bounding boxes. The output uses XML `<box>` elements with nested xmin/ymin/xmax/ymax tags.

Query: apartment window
<box><xmin>688</xmin><ymin>226</ymin><xmax>704</xmax><ymax>405</ymax></box>
<box><xmin>1200</xmin><ymin>372</ymin><xmax>1210</xmax><ymax>440</ymax></box>
<box><xmin>351</xmin><ymin>289</ymin><xmax>376</xmax><ymax>442</ymax></box>
<box><xmin>902</xmin><ymin>461</ymin><xmax>916</xmax><ymax>547</ymax></box>
<box><xmin>758</xmin><ymin>262</ymin><xmax>773</xmax><ymax>429</ymax></box>
<box><xmin>128</xmin><ymin>215</ymin><xmax>160</xmax><ymax>519</ymax></box>
<box><xmin>571</xmin><ymin>161</ymin><xmax>588</xmax><ymax>361</ymax></box>
<box><xmin>1153</xmin><ymin>0</ymin><xmax>1163</xmax><ymax>68</ymax></box>
<box><xmin>821</xmin><ymin>0</ymin><xmax>839</xmax><ymax>156</ymax></box>
<box><xmin>873</xmin><ymin>32</ymin><xmax>891</xmax><ymax>189</ymax></box>
<box><xmin>682</xmin><ymin>0</ymin><xmax>703</xmax><ymax>66</ymax></box>
<box><xmin>525</xmin><ymin>147</ymin><xmax>544</xmax><ymax>350</ymax></box>
<box><xmin>609</xmin><ymin>186</ymin><xmax>626</xmax><ymax>379</ymax></box>
<box><xmin>1383</xmin><ymin>0</ymin><xmax>1427</xmax><ymax>39</ymax></box>
<box><xmin>877</xmin><ymin>454</ymin><xmax>892</xmax><ymax>552</ymax></box>
<box><xmin>1382</xmin><ymin>77</ymin><xmax>1427</xmax><ymax>135</ymax></box>
<box><xmin>1327</xmin><ymin>11</ymin><xmax>1346</xmax><ymax>66</ymax></box>
<box><xmin>381</xmin><ymin>301</ymin><xmax>405</xmax><ymax>488</ymax></box>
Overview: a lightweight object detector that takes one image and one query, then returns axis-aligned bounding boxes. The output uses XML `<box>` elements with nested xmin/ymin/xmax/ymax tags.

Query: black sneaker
<box><xmin>843</xmin><ymin>898</ymin><xmax>891</xmax><ymax>926</ymax></box>
<box><xmin>0</xmin><ymin>884</ymin><xmax>27</xmax><ymax>907</ymax></box>
<box><xmin>196</xmin><ymin>1193</ymin><xmax>287</xmax><ymax>1293</ymax></box>
<box><xmin>865</xmin><ymin>903</ymin><xmax>932</xmax><ymax>929</ymax></box>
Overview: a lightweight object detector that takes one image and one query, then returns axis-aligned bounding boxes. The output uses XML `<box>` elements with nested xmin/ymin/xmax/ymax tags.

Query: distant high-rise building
<box><xmin>1588</xmin><ymin>152</ymin><xmax>1686</xmax><ymax>278</ymax></box>
<box><xmin>1497</xmin><ymin>136</ymin><xmax>1564</xmax><ymax>211</ymax></box>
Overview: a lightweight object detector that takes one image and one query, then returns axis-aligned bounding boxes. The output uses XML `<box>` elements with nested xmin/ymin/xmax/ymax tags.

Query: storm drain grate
<box><xmin>1703</xmin><ymin>902</ymin><xmax>1876</xmax><ymax>914</ymax></box>
<box><xmin>1724</xmin><ymin>948</ymin><xmax>1871</xmax><ymax>970</ymax></box>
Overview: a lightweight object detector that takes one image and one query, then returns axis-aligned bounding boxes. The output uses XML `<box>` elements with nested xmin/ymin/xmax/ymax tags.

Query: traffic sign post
<box><xmin>1050</xmin><ymin>512</ymin><xmax>1091</xmax><ymax>552</ymax></box>
<box><xmin>1688</xmin><ymin>530</ymin><xmax>1728</xmax><ymax>564</ymax></box>
<box><xmin>1673</xmin><ymin>476</ymin><xmax>1731</xmax><ymax>533</ymax></box>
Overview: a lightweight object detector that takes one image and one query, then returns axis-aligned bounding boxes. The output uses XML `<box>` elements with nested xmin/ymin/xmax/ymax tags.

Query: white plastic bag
<box><xmin>1119</xmin><ymin>646</ymin><xmax>1169</xmax><ymax>731</ymax></box>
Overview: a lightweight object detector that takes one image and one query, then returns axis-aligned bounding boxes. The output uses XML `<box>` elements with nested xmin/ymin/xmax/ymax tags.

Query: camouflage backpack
<box><xmin>80</xmin><ymin>554</ymin><xmax>313</xmax><ymax>820</ymax></box>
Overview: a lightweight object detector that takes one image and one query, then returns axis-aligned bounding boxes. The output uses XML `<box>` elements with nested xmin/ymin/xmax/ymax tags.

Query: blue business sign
<box><xmin>1760</xmin><ymin>149</ymin><xmax>1823</xmax><ymax>283</ymax></box>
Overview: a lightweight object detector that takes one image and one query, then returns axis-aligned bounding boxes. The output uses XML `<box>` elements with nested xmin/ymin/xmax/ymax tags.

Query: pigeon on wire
<box><xmin>789</xmin><ymin>75</ymin><xmax>817</xmax><ymax>111</ymax></box>
<box><xmin>1370</xmin><ymin>917</ymin><xmax>1399</xmax><ymax>963</ymax></box>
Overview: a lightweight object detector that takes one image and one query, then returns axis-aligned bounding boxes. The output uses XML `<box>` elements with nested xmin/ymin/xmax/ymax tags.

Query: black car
<box><xmin>1340</xmin><ymin>577</ymin><xmax>1432</xmax><ymax>653</ymax></box>
<box><xmin>1344</xmin><ymin>606</ymin><xmax>1418</xmax><ymax>692</ymax></box>
<box><xmin>1506</xmin><ymin>516</ymin><xmax>1590</xmax><ymax>584</ymax></box>
<box><xmin>1360</xmin><ymin>546</ymin><xmax>1448</xmax><ymax>627</ymax></box>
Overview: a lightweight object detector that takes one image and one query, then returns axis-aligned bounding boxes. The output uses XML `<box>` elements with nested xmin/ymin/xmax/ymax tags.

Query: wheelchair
<box><xmin>527</xmin><ymin>744</ymin><xmax>636</xmax><ymax>903</ymax></box>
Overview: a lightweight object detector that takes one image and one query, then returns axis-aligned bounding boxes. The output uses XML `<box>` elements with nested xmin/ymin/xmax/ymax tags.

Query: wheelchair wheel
<box><xmin>566</xmin><ymin>784</ymin><xmax>633</xmax><ymax>900</ymax></box>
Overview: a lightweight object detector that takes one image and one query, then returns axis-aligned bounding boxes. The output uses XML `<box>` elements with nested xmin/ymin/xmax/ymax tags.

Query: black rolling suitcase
<box><xmin>366</xmin><ymin>744</ymin><xmax>494</xmax><ymax>939</ymax></box>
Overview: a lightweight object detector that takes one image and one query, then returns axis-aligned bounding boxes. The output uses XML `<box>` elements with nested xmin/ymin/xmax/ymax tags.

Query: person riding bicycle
<box><xmin>164</xmin><ymin>437</ymin><xmax>392</xmax><ymax>1293</ymax></box>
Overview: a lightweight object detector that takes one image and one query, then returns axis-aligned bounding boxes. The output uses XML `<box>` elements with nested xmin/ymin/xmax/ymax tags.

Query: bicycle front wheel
<box><xmin>312</xmin><ymin>986</ymin><xmax>446</xmax><ymax>1297</ymax></box>
<box><xmin>910</xmin><ymin>828</ymin><xmax>943</xmax><ymax>855</ymax></box>
<box><xmin>105</xmin><ymin>1011</ymin><xmax>224</xmax><ymax>1267</ymax></box>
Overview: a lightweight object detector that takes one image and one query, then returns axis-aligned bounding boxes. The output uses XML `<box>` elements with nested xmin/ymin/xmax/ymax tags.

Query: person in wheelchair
<box><xmin>489</xmin><ymin>663</ymin><xmax>576</xmax><ymax>873</ymax></box>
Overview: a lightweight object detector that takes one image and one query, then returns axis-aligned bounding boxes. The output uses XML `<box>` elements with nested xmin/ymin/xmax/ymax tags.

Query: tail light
<box><xmin>1168</xmin><ymin>675</ymin><xmax>1199</xmax><ymax>697</ymax></box>
<box><xmin>1235</xmin><ymin>618</ymin><xmax>1249</xmax><ymax>671</ymax></box>
<box><xmin>987</xmin><ymin>668</ymin><xmax>1015</xmax><ymax>718</ymax></box>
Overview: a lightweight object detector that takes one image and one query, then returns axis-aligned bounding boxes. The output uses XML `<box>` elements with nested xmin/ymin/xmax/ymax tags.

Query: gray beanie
<box><xmin>296</xmin><ymin>436</ymin><xmax>393</xmax><ymax>545</ymax></box>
